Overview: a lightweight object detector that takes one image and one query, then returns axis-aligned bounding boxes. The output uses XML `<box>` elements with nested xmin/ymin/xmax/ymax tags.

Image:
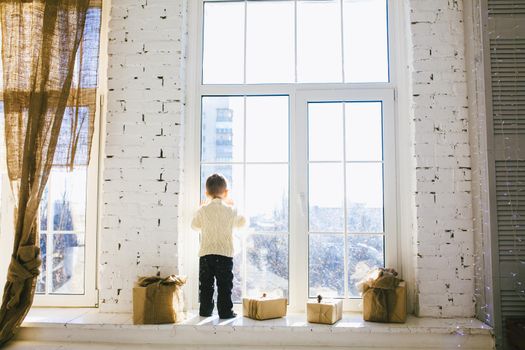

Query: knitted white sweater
<box><xmin>191</xmin><ymin>198</ymin><xmax>246</xmax><ymax>257</ymax></box>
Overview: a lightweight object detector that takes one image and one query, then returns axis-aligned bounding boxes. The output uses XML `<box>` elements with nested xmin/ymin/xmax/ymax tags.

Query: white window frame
<box><xmin>0</xmin><ymin>1</ymin><xmax>108</xmax><ymax>307</ymax></box>
<box><xmin>183</xmin><ymin>0</ymin><xmax>399</xmax><ymax>312</ymax></box>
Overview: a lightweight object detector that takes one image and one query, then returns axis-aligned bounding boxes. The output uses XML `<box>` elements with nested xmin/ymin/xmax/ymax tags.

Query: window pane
<box><xmin>54</xmin><ymin>107</ymin><xmax>90</xmax><ymax>166</ymax></box>
<box><xmin>348</xmin><ymin>234</ymin><xmax>384</xmax><ymax>297</ymax></box>
<box><xmin>308</xmin><ymin>103</ymin><xmax>343</xmax><ymax>162</ymax></box>
<box><xmin>346</xmin><ymin>163</ymin><xmax>384</xmax><ymax>233</ymax></box>
<box><xmin>203</xmin><ymin>2</ymin><xmax>245</xmax><ymax>84</ymax></box>
<box><xmin>80</xmin><ymin>8</ymin><xmax>102</xmax><ymax>88</ymax></box>
<box><xmin>201</xmin><ymin>96</ymin><xmax>244</xmax><ymax>162</ymax></box>
<box><xmin>49</xmin><ymin>168</ymin><xmax>87</xmax><ymax>232</ymax></box>
<box><xmin>36</xmin><ymin>234</ymin><xmax>47</xmax><ymax>294</ymax></box>
<box><xmin>246</xmin><ymin>164</ymin><xmax>288</xmax><ymax>232</ymax></box>
<box><xmin>309</xmin><ymin>163</ymin><xmax>344</xmax><ymax>232</ymax></box>
<box><xmin>40</xmin><ymin>187</ymin><xmax>48</xmax><ymax>231</ymax></box>
<box><xmin>297</xmin><ymin>0</ymin><xmax>342</xmax><ymax>83</ymax></box>
<box><xmin>246</xmin><ymin>234</ymin><xmax>288</xmax><ymax>298</ymax></box>
<box><xmin>232</xmin><ymin>232</ymin><xmax>243</xmax><ymax>303</ymax></box>
<box><xmin>246</xmin><ymin>1</ymin><xmax>294</xmax><ymax>83</ymax></box>
<box><xmin>51</xmin><ymin>234</ymin><xmax>85</xmax><ymax>294</ymax></box>
<box><xmin>343</xmin><ymin>0</ymin><xmax>389</xmax><ymax>82</ymax></box>
<box><xmin>309</xmin><ymin>234</ymin><xmax>344</xmax><ymax>297</ymax></box>
<box><xmin>345</xmin><ymin>102</ymin><xmax>383</xmax><ymax>161</ymax></box>
<box><xmin>200</xmin><ymin>164</ymin><xmax>244</xmax><ymax>209</ymax></box>
<box><xmin>246</xmin><ymin>96</ymin><xmax>288</xmax><ymax>162</ymax></box>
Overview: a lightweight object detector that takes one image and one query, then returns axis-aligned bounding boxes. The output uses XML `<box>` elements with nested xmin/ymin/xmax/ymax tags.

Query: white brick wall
<box><xmin>99</xmin><ymin>0</ymin><xmax>187</xmax><ymax>312</ymax></box>
<box><xmin>98</xmin><ymin>0</ymin><xmax>475</xmax><ymax>316</ymax></box>
<box><xmin>407</xmin><ymin>0</ymin><xmax>475</xmax><ymax>317</ymax></box>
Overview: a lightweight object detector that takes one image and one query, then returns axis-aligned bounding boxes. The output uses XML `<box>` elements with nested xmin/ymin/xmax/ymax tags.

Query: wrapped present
<box><xmin>359</xmin><ymin>268</ymin><xmax>406</xmax><ymax>323</ymax></box>
<box><xmin>242</xmin><ymin>293</ymin><xmax>287</xmax><ymax>320</ymax></box>
<box><xmin>307</xmin><ymin>295</ymin><xmax>343</xmax><ymax>325</ymax></box>
<box><xmin>132</xmin><ymin>275</ymin><xmax>187</xmax><ymax>325</ymax></box>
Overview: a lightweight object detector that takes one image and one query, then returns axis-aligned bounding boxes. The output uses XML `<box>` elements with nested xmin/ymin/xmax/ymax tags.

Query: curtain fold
<box><xmin>0</xmin><ymin>0</ymin><xmax>90</xmax><ymax>345</ymax></box>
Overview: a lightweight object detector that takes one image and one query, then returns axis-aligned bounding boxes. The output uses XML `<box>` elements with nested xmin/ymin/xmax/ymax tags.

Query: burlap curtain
<box><xmin>0</xmin><ymin>0</ymin><xmax>90</xmax><ymax>345</ymax></box>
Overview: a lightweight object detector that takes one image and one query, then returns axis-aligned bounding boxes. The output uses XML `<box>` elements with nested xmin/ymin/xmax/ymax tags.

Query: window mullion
<box><xmin>45</xmin><ymin>177</ymin><xmax>54</xmax><ymax>295</ymax></box>
<box><xmin>342</xmin><ymin>102</ymin><xmax>348</xmax><ymax>300</ymax></box>
<box><xmin>294</xmin><ymin>0</ymin><xmax>298</xmax><ymax>83</ymax></box>
<box><xmin>243</xmin><ymin>0</ymin><xmax>247</xmax><ymax>85</ymax></box>
<box><xmin>339</xmin><ymin>0</ymin><xmax>346</xmax><ymax>83</ymax></box>
<box><xmin>242</xmin><ymin>95</ymin><xmax>247</xmax><ymax>297</ymax></box>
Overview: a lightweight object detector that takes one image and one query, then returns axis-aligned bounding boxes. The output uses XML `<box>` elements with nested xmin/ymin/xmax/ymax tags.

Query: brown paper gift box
<box><xmin>242</xmin><ymin>295</ymin><xmax>287</xmax><ymax>320</ymax></box>
<box><xmin>132</xmin><ymin>275</ymin><xmax>186</xmax><ymax>325</ymax></box>
<box><xmin>307</xmin><ymin>297</ymin><xmax>343</xmax><ymax>325</ymax></box>
<box><xmin>363</xmin><ymin>281</ymin><xmax>407</xmax><ymax>323</ymax></box>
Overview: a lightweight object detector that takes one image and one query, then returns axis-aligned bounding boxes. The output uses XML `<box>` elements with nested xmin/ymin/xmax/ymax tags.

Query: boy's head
<box><xmin>205</xmin><ymin>173</ymin><xmax>228</xmax><ymax>198</ymax></box>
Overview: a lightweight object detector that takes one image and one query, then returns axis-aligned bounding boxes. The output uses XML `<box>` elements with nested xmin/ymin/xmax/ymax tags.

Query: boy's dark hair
<box><xmin>206</xmin><ymin>173</ymin><xmax>228</xmax><ymax>197</ymax></box>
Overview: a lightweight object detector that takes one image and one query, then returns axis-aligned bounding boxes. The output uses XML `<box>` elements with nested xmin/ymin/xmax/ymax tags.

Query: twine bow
<box><xmin>137</xmin><ymin>275</ymin><xmax>187</xmax><ymax>288</ymax></box>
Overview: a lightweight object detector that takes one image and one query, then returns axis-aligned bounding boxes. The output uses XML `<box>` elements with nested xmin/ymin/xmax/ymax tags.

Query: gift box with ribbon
<box><xmin>132</xmin><ymin>275</ymin><xmax>187</xmax><ymax>325</ymax></box>
<box><xmin>307</xmin><ymin>295</ymin><xmax>343</xmax><ymax>325</ymax></box>
<box><xmin>242</xmin><ymin>293</ymin><xmax>287</xmax><ymax>320</ymax></box>
<box><xmin>358</xmin><ymin>268</ymin><xmax>407</xmax><ymax>323</ymax></box>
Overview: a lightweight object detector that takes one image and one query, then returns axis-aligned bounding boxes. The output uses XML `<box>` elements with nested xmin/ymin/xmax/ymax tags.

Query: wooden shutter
<box><xmin>484</xmin><ymin>0</ymin><xmax>525</xmax><ymax>348</ymax></box>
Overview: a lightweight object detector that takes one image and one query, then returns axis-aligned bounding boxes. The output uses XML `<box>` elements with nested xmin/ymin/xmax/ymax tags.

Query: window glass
<box><xmin>246</xmin><ymin>1</ymin><xmax>294</xmax><ymax>83</ymax></box>
<box><xmin>309</xmin><ymin>234</ymin><xmax>344</xmax><ymax>297</ymax></box>
<box><xmin>201</xmin><ymin>96</ymin><xmax>244</xmax><ymax>162</ymax></box>
<box><xmin>346</xmin><ymin>163</ymin><xmax>384</xmax><ymax>233</ymax></box>
<box><xmin>308</xmin><ymin>101</ymin><xmax>385</xmax><ymax>298</ymax></box>
<box><xmin>201</xmin><ymin>0</ymin><xmax>390</xmax><ymax>85</ymax></box>
<box><xmin>345</xmin><ymin>102</ymin><xmax>383</xmax><ymax>161</ymax></box>
<box><xmin>203</xmin><ymin>2</ymin><xmax>245</xmax><ymax>84</ymax></box>
<box><xmin>343</xmin><ymin>0</ymin><xmax>389</xmax><ymax>82</ymax></box>
<box><xmin>308</xmin><ymin>103</ymin><xmax>343</xmax><ymax>162</ymax></box>
<box><xmin>297</xmin><ymin>0</ymin><xmax>342</xmax><ymax>82</ymax></box>
<box><xmin>200</xmin><ymin>95</ymin><xmax>290</xmax><ymax>301</ymax></box>
<box><xmin>246</xmin><ymin>96</ymin><xmax>288</xmax><ymax>162</ymax></box>
<box><xmin>34</xmin><ymin>6</ymin><xmax>102</xmax><ymax>297</ymax></box>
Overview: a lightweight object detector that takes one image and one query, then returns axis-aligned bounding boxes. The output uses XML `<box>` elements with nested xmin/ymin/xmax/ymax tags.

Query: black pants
<box><xmin>199</xmin><ymin>254</ymin><xmax>234</xmax><ymax>317</ymax></box>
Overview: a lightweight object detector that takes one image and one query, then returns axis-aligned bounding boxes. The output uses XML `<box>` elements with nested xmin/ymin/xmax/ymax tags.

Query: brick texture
<box><xmin>99</xmin><ymin>0</ymin><xmax>187</xmax><ymax>312</ymax></box>
<box><xmin>407</xmin><ymin>0</ymin><xmax>475</xmax><ymax>317</ymax></box>
<box><xmin>98</xmin><ymin>0</ymin><xmax>475</xmax><ymax>316</ymax></box>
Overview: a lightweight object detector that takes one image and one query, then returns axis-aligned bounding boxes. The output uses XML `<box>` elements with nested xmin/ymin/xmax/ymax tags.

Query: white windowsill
<box><xmin>16</xmin><ymin>307</ymin><xmax>494</xmax><ymax>349</ymax></box>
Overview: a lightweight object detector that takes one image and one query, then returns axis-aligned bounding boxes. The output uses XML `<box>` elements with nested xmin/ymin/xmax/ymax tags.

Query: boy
<box><xmin>191</xmin><ymin>173</ymin><xmax>246</xmax><ymax>319</ymax></box>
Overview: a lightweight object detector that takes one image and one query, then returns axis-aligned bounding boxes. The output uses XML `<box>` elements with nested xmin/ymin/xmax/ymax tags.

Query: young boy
<box><xmin>191</xmin><ymin>173</ymin><xmax>246</xmax><ymax>319</ymax></box>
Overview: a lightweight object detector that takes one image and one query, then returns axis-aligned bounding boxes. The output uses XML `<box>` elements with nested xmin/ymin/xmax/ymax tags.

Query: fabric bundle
<box><xmin>358</xmin><ymin>268</ymin><xmax>407</xmax><ymax>323</ymax></box>
<box><xmin>132</xmin><ymin>275</ymin><xmax>187</xmax><ymax>325</ymax></box>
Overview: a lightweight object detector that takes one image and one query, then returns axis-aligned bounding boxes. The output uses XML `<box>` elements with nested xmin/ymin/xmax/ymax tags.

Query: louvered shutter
<box><xmin>488</xmin><ymin>0</ymin><xmax>525</xmax><ymax>14</ymax></box>
<box><xmin>485</xmin><ymin>1</ymin><xmax>525</xmax><ymax>348</ymax></box>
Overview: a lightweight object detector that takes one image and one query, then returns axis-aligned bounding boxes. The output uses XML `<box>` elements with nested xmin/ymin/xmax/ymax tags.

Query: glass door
<box><xmin>291</xmin><ymin>89</ymin><xmax>396</xmax><ymax>311</ymax></box>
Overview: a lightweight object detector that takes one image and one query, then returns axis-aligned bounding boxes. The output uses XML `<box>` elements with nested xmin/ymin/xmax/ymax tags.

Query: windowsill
<box><xmin>17</xmin><ymin>307</ymin><xmax>494</xmax><ymax>349</ymax></box>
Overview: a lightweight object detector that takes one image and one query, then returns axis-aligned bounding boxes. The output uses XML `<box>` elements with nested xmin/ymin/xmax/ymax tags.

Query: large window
<box><xmin>0</xmin><ymin>4</ymin><xmax>103</xmax><ymax>307</ymax></box>
<box><xmin>188</xmin><ymin>0</ymin><xmax>396</xmax><ymax>310</ymax></box>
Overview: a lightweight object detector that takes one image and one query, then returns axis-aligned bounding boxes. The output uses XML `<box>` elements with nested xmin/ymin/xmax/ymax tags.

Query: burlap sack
<box><xmin>307</xmin><ymin>296</ymin><xmax>343</xmax><ymax>325</ymax></box>
<box><xmin>359</xmin><ymin>268</ymin><xmax>407</xmax><ymax>323</ymax></box>
<box><xmin>386</xmin><ymin>281</ymin><xmax>406</xmax><ymax>323</ymax></box>
<box><xmin>132</xmin><ymin>275</ymin><xmax>187</xmax><ymax>325</ymax></box>
<box><xmin>242</xmin><ymin>294</ymin><xmax>287</xmax><ymax>320</ymax></box>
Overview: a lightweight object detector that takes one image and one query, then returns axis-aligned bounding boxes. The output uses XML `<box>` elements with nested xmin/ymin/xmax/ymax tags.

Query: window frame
<box><xmin>183</xmin><ymin>0</ymin><xmax>399</xmax><ymax>312</ymax></box>
<box><xmin>0</xmin><ymin>1</ymin><xmax>106</xmax><ymax>307</ymax></box>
